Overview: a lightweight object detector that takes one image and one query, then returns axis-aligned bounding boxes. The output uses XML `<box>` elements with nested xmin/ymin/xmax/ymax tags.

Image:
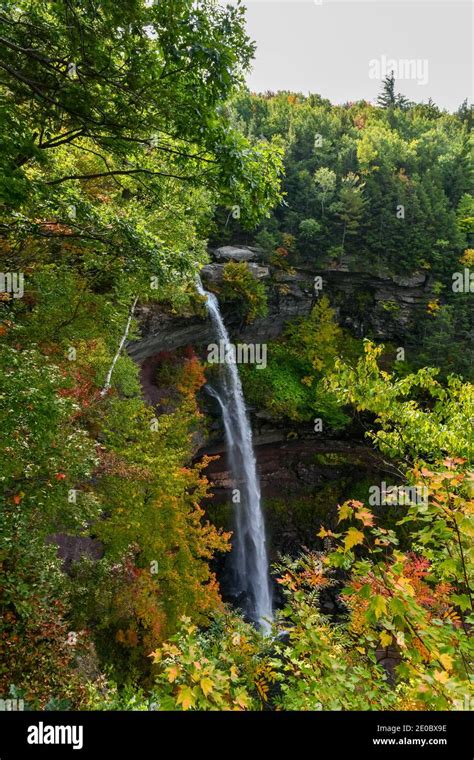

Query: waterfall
<box><xmin>197</xmin><ymin>278</ymin><xmax>272</xmax><ymax>632</ymax></box>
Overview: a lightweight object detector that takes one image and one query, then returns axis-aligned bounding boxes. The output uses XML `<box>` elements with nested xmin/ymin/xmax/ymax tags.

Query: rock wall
<box><xmin>127</xmin><ymin>246</ymin><xmax>433</xmax><ymax>362</ymax></box>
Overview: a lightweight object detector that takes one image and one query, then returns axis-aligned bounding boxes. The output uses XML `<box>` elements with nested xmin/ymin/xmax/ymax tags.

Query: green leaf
<box><xmin>371</xmin><ymin>595</ymin><xmax>387</xmax><ymax>620</ymax></box>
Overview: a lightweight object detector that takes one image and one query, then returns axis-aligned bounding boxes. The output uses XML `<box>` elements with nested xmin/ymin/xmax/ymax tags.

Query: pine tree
<box><xmin>377</xmin><ymin>72</ymin><xmax>409</xmax><ymax>110</ymax></box>
<box><xmin>377</xmin><ymin>71</ymin><xmax>397</xmax><ymax>108</ymax></box>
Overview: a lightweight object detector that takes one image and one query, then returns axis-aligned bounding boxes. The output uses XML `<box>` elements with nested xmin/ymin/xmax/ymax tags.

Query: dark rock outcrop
<box><xmin>126</xmin><ymin>251</ymin><xmax>433</xmax><ymax>363</ymax></box>
<box><xmin>46</xmin><ymin>534</ymin><xmax>103</xmax><ymax>572</ymax></box>
<box><xmin>201</xmin><ymin>436</ymin><xmax>393</xmax><ymax>502</ymax></box>
<box><xmin>200</xmin><ymin>432</ymin><xmax>400</xmax><ymax>561</ymax></box>
<box><xmin>213</xmin><ymin>245</ymin><xmax>261</xmax><ymax>262</ymax></box>
<box><xmin>201</xmin><ymin>261</ymin><xmax>270</xmax><ymax>286</ymax></box>
<box><xmin>127</xmin><ymin>308</ymin><xmax>215</xmax><ymax>363</ymax></box>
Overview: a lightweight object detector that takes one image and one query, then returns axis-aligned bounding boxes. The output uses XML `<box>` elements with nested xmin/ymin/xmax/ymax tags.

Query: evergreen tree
<box><xmin>377</xmin><ymin>71</ymin><xmax>397</xmax><ymax>108</ymax></box>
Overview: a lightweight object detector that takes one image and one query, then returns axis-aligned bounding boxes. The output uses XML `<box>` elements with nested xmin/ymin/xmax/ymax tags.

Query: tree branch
<box><xmin>100</xmin><ymin>296</ymin><xmax>139</xmax><ymax>397</ymax></box>
<box><xmin>46</xmin><ymin>168</ymin><xmax>196</xmax><ymax>185</ymax></box>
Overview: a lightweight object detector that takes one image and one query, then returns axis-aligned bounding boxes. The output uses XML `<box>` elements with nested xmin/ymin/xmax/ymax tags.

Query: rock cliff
<box><xmin>127</xmin><ymin>246</ymin><xmax>433</xmax><ymax>362</ymax></box>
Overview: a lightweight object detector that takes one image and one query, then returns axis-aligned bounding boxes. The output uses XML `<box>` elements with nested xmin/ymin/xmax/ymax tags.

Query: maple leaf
<box><xmin>443</xmin><ymin>457</ymin><xmax>466</xmax><ymax>469</ymax></box>
<box><xmin>200</xmin><ymin>677</ymin><xmax>214</xmax><ymax>697</ymax></box>
<box><xmin>372</xmin><ymin>595</ymin><xmax>387</xmax><ymax>620</ymax></box>
<box><xmin>176</xmin><ymin>685</ymin><xmax>196</xmax><ymax>710</ymax></box>
<box><xmin>167</xmin><ymin>665</ymin><xmax>179</xmax><ymax>683</ymax></box>
<box><xmin>355</xmin><ymin>507</ymin><xmax>374</xmax><ymax>526</ymax></box>
<box><xmin>439</xmin><ymin>653</ymin><xmax>453</xmax><ymax>671</ymax></box>
<box><xmin>277</xmin><ymin>573</ymin><xmax>297</xmax><ymax>590</ymax></box>
<box><xmin>344</xmin><ymin>527</ymin><xmax>364</xmax><ymax>552</ymax></box>
<box><xmin>394</xmin><ymin>576</ymin><xmax>415</xmax><ymax>596</ymax></box>
<box><xmin>338</xmin><ymin>502</ymin><xmax>354</xmax><ymax>522</ymax></box>
<box><xmin>380</xmin><ymin>631</ymin><xmax>392</xmax><ymax>648</ymax></box>
<box><xmin>433</xmin><ymin>670</ymin><xmax>449</xmax><ymax>684</ymax></box>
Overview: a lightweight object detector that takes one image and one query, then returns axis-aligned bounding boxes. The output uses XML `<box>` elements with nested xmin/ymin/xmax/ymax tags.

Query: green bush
<box><xmin>217</xmin><ymin>262</ymin><xmax>268</xmax><ymax>323</ymax></box>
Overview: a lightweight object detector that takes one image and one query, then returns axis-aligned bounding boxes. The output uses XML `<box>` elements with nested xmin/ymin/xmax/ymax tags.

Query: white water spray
<box><xmin>197</xmin><ymin>278</ymin><xmax>272</xmax><ymax>632</ymax></box>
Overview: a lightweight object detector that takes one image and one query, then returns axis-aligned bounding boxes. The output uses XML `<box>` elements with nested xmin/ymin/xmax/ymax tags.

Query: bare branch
<box><xmin>100</xmin><ymin>296</ymin><xmax>139</xmax><ymax>397</ymax></box>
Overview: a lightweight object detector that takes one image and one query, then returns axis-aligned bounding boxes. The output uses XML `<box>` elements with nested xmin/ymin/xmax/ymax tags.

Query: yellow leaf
<box><xmin>338</xmin><ymin>502</ymin><xmax>353</xmax><ymax>523</ymax></box>
<box><xmin>380</xmin><ymin>631</ymin><xmax>392</xmax><ymax>648</ymax></box>
<box><xmin>344</xmin><ymin>527</ymin><xmax>364</xmax><ymax>552</ymax></box>
<box><xmin>176</xmin><ymin>685</ymin><xmax>196</xmax><ymax>711</ymax></box>
<box><xmin>234</xmin><ymin>690</ymin><xmax>250</xmax><ymax>709</ymax></box>
<box><xmin>434</xmin><ymin>670</ymin><xmax>449</xmax><ymax>684</ymax></box>
<box><xmin>439</xmin><ymin>654</ymin><xmax>453</xmax><ymax>671</ymax></box>
<box><xmin>396</xmin><ymin>631</ymin><xmax>406</xmax><ymax>648</ymax></box>
<box><xmin>200</xmin><ymin>677</ymin><xmax>214</xmax><ymax>697</ymax></box>
<box><xmin>164</xmin><ymin>644</ymin><xmax>181</xmax><ymax>657</ymax></box>
<box><xmin>167</xmin><ymin>665</ymin><xmax>179</xmax><ymax>683</ymax></box>
<box><xmin>394</xmin><ymin>576</ymin><xmax>415</xmax><ymax>596</ymax></box>
<box><xmin>458</xmin><ymin>517</ymin><xmax>474</xmax><ymax>538</ymax></box>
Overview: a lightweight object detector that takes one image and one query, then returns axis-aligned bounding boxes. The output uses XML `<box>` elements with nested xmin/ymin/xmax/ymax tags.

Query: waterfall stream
<box><xmin>197</xmin><ymin>278</ymin><xmax>272</xmax><ymax>632</ymax></box>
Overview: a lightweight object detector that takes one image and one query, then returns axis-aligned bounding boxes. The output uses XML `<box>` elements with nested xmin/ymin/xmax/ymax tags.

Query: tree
<box><xmin>313</xmin><ymin>166</ymin><xmax>336</xmax><ymax>217</ymax></box>
<box><xmin>377</xmin><ymin>72</ymin><xmax>409</xmax><ymax>110</ymax></box>
<box><xmin>456</xmin><ymin>98</ymin><xmax>473</xmax><ymax>130</ymax></box>
<box><xmin>325</xmin><ymin>341</ymin><xmax>473</xmax><ymax>462</ymax></box>
<box><xmin>377</xmin><ymin>72</ymin><xmax>397</xmax><ymax>108</ymax></box>
<box><xmin>335</xmin><ymin>172</ymin><xmax>366</xmax><ymax>259</ymax></box>
<box><xmin>298</xmin><ymin>218</ymin><xmax>321</xmax><ymax>247</ymax></box>
<box><xmin>0</xmin><ymin>0</ymin><xmax>283</xmax><ymax>236</ymax></box>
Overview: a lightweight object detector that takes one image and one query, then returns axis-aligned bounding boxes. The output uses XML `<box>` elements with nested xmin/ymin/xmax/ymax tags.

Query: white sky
<box><xmin>232</xmin><ymin>0</ymin><xmax>473</xmax><ymax>112</ymax></box>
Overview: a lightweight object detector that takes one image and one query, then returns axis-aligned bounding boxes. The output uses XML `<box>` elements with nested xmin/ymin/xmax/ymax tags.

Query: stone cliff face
<box><xmin>201</xmin><ymin>435</ymin><xmax>396</xmax><ymax>559</ymax></box>
<box><xmin>124</xmin><ymin>247</ymin><xmax>414</xmax><ymax>564</ymax></box>
<box><xmin>201</xmin><ymin>432</ymin><xmax>394</xmax><ymax>502</ymax></box>
<box><xmin>127</xmin><ymin>245</ymin><xmax>433</xmax><ymax>362</ymax></box>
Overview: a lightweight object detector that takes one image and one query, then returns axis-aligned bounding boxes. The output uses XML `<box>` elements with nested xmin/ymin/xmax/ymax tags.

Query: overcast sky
<box><xmin>231</xmin><ymin>0</ymin><xmax>472</xmax><ymax>112</ymax></box>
